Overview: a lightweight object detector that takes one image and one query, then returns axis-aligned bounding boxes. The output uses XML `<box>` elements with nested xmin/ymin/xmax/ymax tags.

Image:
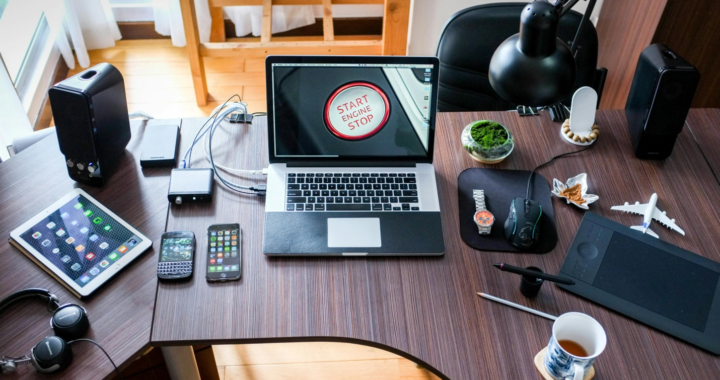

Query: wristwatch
<box><xmin>473</xmin><ymin>189</ymin><xmax>495</xmax><ymax>235</ymax></box>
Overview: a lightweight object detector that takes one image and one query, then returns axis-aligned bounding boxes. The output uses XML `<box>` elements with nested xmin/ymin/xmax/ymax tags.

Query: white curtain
<box><xmin>152</xmin><ymin>0</ymin><xmax>211</xmax><ymax>46</ymax></box>
<box><xmin>224</xmin><ymin>6</ymin><xmax>315</xmax><ymax>38</ymax></box>
<box><xmin>152</xmin><ymin>0</ymin><xmax>315</xmax><ymax>47</ymax></box>
<box><xmin>46</xmin><ymin>0</ymin><xmax>122</xmax><ymax>69</ymax></box>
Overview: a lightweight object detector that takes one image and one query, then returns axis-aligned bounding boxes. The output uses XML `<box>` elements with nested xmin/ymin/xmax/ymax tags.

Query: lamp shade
<box><xmin>489</xmin><ymin>1</ymin><xmax>575</xmax><ymax>106</ymax></box>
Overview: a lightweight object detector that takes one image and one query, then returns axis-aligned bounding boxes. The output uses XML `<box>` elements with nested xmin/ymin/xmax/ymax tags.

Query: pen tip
<box><xmin>493</xmin><ymin>263</ymin><xmax>501</xmax><ymax>268</ymax></box>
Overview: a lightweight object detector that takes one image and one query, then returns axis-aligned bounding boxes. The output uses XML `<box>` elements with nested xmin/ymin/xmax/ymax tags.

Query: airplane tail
<box><xmin>631</xmin><ymin>225</ymin><xmax>659</xmax><ymax>238</ymax></box>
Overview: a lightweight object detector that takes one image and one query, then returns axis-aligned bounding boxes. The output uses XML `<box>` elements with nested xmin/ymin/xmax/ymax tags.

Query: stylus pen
<box><xmin>477</xmin><ymin>292</ymin><xmax>558</xmax><ymax>321</ymax></box>
<box><xmin>493</xmin><ymin>263</ymin><xmax>576</xmax><ymax>285</ymax></box>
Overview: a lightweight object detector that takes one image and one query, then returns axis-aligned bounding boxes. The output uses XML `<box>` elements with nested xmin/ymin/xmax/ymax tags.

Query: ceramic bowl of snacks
<box><xmin>552</xmin><ymin>173</ymin><xmax>598</xmax><ymax>209</ymax></box>
<box><xmin>461</xmin><ymin>120</ymin><xmax>514</xmax><ymax>164</ymax></box>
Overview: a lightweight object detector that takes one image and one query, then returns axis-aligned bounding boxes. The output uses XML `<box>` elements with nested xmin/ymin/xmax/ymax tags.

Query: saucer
<box><xmin>534</xmin><ymin>347</ymin><xmax>595</xmax><ymax>380</ymax></box>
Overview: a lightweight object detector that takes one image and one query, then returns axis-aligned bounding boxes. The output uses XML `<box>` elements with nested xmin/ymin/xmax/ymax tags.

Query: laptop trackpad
<box><xmin>327</xmin><ymin>218</ymin><xmax>381</xmax><ymax>248</ymax></box>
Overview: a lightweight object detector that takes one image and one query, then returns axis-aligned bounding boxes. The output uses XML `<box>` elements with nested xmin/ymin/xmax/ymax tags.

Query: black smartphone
<box><xmin>157</xmin><ymin>231</ymin><xmax>195</xmax><ymax>280</ymax></box>
<box><xmin>206</xmin><ymin>223</ymin><xmax>241</xmax><ymax>282</ymax></box>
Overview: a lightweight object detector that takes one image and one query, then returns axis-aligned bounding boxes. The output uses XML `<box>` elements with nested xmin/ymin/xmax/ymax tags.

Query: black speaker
<box><xmin>49</xmin><ymin>63</ymin><xmax>130</xmax><ymax>186</ymax></box>
<box><xmin>625</xmin><ymin>43</ymin><xmax>700</xmax><ymax>160</ymax></box>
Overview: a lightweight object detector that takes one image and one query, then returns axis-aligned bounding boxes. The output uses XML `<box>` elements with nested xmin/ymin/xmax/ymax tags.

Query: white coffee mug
<box><xmin>544</xmin><ymin>312</ymin><xmax>607</xmax><ymax>380</ymax></box>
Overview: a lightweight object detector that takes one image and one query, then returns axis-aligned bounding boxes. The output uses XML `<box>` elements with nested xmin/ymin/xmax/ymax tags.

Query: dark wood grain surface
<box><xmin>0</xmin><ymin>119</ymin><xmax>175</xmax><ymax>379</ymax></box>
<box><xmin>687</xmin><ymin>108</ymin><xmax>720</xmax><ymax>181</ymax></box>
<box><xmin>152</xmin><ymin>110</ymin><xmax>720</xmax><ymax>379</ymax></box>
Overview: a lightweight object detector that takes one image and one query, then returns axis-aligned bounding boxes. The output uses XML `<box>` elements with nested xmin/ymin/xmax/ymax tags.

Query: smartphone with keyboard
<box><xmin>157</xmin><ymin>231</ymin><xmax>195</xmax><ymax>280</ymax></box>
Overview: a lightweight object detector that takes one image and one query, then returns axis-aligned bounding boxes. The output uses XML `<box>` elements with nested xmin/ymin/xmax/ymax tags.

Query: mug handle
<box><xmin>572</xmin><ymin>363</ymin><xmax>584</xmax><ymax>380</ymax></box>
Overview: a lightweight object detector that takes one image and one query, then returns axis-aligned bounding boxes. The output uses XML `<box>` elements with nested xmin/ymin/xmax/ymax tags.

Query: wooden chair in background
<box><xmin>179</xmin><ymin>0</ymin><xmax>411</xmax><ymax>106</ymax></box>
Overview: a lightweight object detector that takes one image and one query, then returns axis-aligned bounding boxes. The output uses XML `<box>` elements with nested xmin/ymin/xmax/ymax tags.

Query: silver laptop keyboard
<box><xmin>286</xmin><ymin>172</ymin><xmax>419</xmax><ymax>211</ymax></box>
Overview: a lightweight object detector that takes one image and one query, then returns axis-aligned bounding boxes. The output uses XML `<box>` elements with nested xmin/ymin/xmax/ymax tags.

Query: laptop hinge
<box><xmin>287</xmin><ymin>161</ymin><xmax>416</xmax><ymax>168</ymax></box>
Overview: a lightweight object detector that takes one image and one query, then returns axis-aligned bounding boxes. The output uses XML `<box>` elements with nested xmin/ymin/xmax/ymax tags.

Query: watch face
<box><xmin>474</xmin><ymin>210</ymin><xmax>494</xmax><ymax>226</ymax></box>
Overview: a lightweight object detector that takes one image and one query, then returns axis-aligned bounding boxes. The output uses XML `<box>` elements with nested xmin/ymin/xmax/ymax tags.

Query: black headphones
<box><xmin>0</xmin><ymin>288</ymin><xmax>89</xmax><ymax>375</ymax></box>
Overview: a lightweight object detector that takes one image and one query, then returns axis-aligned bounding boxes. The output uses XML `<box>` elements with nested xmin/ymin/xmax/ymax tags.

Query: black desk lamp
<box><xmin>489</xmin><ymin>0</ymin><xmax>597</xmax><ymax>107</ymax></box>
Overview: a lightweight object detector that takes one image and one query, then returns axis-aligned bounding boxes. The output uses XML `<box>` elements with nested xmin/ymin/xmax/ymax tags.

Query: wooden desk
<box><xmin>152</xmin><ymin>110</ymin><xmax>720</xmax><ymax>379</ymax></box>
<box><xmin>0</xmin><ymin>120</ymin><xmax>174</xmax><ymax>379</ymax></box>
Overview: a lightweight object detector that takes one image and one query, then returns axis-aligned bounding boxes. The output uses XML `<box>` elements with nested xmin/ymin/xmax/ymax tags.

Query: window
<box><xmin>0</xmin><ymin>0</ymin><xmax>55</xmax><ymax>160</ymax></box>
<box><xmin>0</xmin><ymin>1</ymin><xmax>45</xmax><ymax>84</ymax></box>
<box><xmin>0</xmin><ymin>0</ymin><xmax>7</xmax><ymax>19</ymax></box>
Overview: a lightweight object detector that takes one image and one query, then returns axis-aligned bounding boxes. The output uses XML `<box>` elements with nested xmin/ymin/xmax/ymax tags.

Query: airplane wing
<box><xmin>610</xmin><ymin>203</ymin><xmax>648</xmax><ymax>215</ymax></box>
<box><xmin>652</xmin><ymin>207</ymin><xmax>686</xmax><ymax>235</ymax></box>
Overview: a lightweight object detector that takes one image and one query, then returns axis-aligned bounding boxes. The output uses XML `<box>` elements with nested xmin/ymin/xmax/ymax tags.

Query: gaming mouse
<box><xmin>504</xmin><ymin>197</ymin><xmax>542</xmax><ymax>249</ymax></box>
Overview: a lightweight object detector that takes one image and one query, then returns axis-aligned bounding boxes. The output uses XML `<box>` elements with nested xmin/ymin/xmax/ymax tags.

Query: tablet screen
<box><xmin>18</xmin><ymin>194</ymin><xmax>145</xmax><ymax>288</ymax></box>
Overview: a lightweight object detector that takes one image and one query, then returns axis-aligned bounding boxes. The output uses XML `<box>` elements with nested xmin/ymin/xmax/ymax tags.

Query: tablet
<box><xmin>9</xmin><ymin>188</ymin><xmax>152</xmax><ymax>298</ymax></box>
<box><xmin>558</xmin><ymin>212</ymin><xmax>720</xmax><ymax>354</ymax></box>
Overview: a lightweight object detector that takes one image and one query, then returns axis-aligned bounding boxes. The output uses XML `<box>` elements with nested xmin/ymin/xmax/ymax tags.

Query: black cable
<box><xmin>525</xmin><ymin>144</ymin><xmax>595</xmax><ymax>201</ymax></box>
<box><xmin>67</xmin><ymin>339</ymin><xmax>122</xmax><ymax>380</ymax></box>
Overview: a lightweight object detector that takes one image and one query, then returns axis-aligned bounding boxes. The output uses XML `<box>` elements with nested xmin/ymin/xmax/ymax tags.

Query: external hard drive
<box><xmin>140</xmin><ymin>124</ymin><xmax>179</xmax><ymax>168</ymax></box>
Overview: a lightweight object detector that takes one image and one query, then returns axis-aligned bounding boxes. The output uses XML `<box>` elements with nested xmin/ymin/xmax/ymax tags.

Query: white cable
<box><xmin>203</xmin><ymin>103</ymin><xmax>267</xmax><ymax>176</ymax></box>
<box><xmin>129</xmin><ymin>111</ymin><xmax>153</xmax><ymax>120</ymax></box>
<box><xmin>181</xmin><ymin>101</ymin><xmax>238</xmax><ymax>166</ymax></box>
<box><xmin>206</xmin><ymin>105</ymin><xmax>265</xmax><ymax>194</ymax></box>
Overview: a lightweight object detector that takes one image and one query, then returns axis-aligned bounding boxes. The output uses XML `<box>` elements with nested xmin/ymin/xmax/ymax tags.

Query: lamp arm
<box><xmin>558</xmin><ymin>0</ymin><xmax>582</xmax><ymax>17</ymax></box>
<box><xmin>555</xmin><ymin>0</ymin><xmax>598</xmax><ymax>54</ymax></box>
<box><xmin>567</xmin><ymin>0</ymin><xmax>596</xmax><ymax>54</ymax></box>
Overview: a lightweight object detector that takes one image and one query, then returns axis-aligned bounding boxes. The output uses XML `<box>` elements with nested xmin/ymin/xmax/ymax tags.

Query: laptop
<box><xmin>263</xmin><ymin>55</ymin><xmax>445</xmax><ymax>256</ymax></box>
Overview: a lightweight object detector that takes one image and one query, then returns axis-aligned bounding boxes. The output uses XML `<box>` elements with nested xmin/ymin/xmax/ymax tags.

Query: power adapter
<box><xmin>168</xmin><ymin>168</ymin><xmax>214</xmax><ymax>205</ymax></box>
<box><xmin>229</xmin><ymin>112</ymin><xmax>253</xmax><ymax>123</ymax></box>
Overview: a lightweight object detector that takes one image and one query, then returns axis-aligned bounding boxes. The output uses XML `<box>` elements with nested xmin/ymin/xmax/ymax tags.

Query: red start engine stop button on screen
<box><xmin>324</xmin><ymin>82</ymin><xmax>390</xmax><ymax>140</ymax></box>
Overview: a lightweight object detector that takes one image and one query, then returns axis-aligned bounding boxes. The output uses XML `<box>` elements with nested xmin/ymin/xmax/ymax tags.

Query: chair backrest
<box><xmin>12</xmin><ymin>127</ymin><xmax>56</xmax><ymax>154</ymax></box>
<box><xmin>436</xmin><ymin>3</ymin><xmax>600</xmax><ymax>112</ymax></box>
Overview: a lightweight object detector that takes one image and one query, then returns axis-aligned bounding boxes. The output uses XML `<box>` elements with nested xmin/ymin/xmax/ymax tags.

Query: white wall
<box><xmin>408</xmin><ymin>0</ymin><xmax>604</xmax><ymax>56</ymax></box>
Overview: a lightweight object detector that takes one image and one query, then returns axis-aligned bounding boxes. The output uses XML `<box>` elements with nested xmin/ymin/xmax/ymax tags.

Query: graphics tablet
<box><xmin>558</xmin><ymin>212</ymin><xmax>720</xmax><ymax>354</ymax></box>
<box><xmin>9</xmin><ymin>188</ymin><xmax>152</xmax><ymax>298</ymax></box>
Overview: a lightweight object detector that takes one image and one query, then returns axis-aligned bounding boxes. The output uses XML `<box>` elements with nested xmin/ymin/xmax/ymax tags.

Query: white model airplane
<box><xmin>611</xmin><ymin>193</ymin><xmax>685</xmax><ymax>238</ymax></box>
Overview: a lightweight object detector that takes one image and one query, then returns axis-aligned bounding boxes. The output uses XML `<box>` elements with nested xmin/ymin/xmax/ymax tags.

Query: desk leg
<box><xmin>161</xmin><ymin>346</ymin><xmax>201</xmax><ymax>380</ymax></box>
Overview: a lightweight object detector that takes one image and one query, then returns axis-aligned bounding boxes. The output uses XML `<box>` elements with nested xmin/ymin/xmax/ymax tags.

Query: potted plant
<box><xmin>461</xmin><ymin>120</ymin><xmax>514</xmax><ymax>163</ymax></box>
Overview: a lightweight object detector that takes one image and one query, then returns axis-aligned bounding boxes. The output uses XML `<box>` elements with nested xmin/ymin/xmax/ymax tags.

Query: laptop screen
<box><xmin>267</xmin><ymin>56</ymin><xmax>438</xmax><ymax>163</ymax></box>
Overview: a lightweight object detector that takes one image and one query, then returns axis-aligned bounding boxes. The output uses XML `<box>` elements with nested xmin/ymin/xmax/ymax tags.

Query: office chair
<box><xmin>436</xmin><ymin>3</ymin><xmax>607</xmax><ymax>112</ymax></box>
<box><xmin>12</xmin><ymin>127</ymin><xmax>56</xmax><ymax>154</ymax></box>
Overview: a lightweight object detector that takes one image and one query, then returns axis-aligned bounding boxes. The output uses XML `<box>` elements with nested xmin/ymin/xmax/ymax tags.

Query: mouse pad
<box><xmin>458</xmin><ymin>168</ymin><xmax>557</xmax><ymax>253</ymax></box>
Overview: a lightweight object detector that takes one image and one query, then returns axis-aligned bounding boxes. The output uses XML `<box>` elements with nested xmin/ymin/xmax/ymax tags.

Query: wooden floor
<box><xmin>66</xmin><ymin>40</ymin><xmax>267</xmax><ymax>119</ymax></box>
<box><xmin>68</xmin><ymin>39</ymin><xmax>439</xmax><ymax>380</ymax></box>
<box><xmin>214</xmin><ymin>343</ymin><xmax>440</xmax><ymax>380</ymax></box>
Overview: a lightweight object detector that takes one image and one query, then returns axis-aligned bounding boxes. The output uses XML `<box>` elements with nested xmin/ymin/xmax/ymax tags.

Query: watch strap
<box><xmin>473</xmin><ymin>189</ymin><xmax>486</xmax><ymax>212</ymax></box>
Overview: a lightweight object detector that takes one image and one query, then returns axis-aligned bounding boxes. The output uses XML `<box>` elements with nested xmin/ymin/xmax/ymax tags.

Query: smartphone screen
<box><xmin>158</xmin><ymin>231</ymin><xmax>195</xmax><ymax>280</ymax></box>
<box><xmin>206</xmin><ymin>223</ymin><xmax>241</xmax><ymax>281</ymax></box>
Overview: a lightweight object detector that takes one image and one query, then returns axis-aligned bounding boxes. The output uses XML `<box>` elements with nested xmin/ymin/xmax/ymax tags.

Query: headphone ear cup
<box><xmin>1</xmin><ymin>359</ymin><xmax>18</xmax><ymax>374</ymax></box>
<box><xmin>31</xmin><ymin>336</ymin><xmax>73</xmax><ymax>373</ymax></box>
<box><xmin>51</xmin><ymin>304</ymin><xmax>89</xmax><ymax>341</ymax></box>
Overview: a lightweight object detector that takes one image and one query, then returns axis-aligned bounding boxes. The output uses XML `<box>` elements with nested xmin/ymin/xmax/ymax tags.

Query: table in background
<box><xmin>152</xmin><ymin>110</ymin><xmax>720</xmax><ymax>379</ymax></box>
<box><xmin>0</xmin><ymin>119</ymin><xmax>176</xmax><ymax>379</ymax></box>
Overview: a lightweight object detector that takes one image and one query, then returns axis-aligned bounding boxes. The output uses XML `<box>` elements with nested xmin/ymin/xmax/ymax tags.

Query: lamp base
<box><xmin>560</xmin><ymin>119</ymin><xmax>598</xmax><ymax>146</ymax></box>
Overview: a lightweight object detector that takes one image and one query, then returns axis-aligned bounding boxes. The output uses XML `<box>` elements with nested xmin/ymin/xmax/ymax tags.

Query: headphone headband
<box><xmin>0</xmin><ymin>289</ymin><xmax>91</xmax><ymax>375</ymax></box>
<box><xmin>0</xmin><ymin>288</ymin><xmax>60</xmax><ymax>315</ymax></box>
